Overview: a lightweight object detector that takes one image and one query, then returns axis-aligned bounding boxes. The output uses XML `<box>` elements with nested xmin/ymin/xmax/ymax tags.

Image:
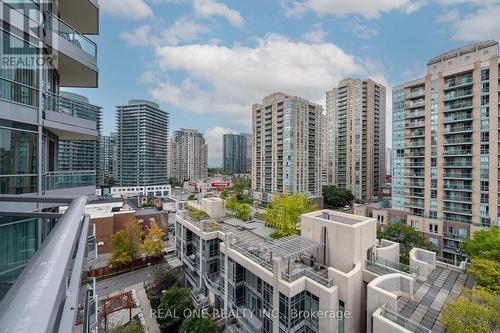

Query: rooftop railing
<box><xmin>365</xmin><ymin>258</ymin><xmax>419</xmax><ymax>278</ymax></box>
<box><xmin>380</xmin><ymin>303</ymin><xmax>431</xmax><ymax>333</ymax></box>
<box><xmin>281</xmin><ymin>269</ymin><xmax>334</xmax><ymax>288</ymax></box>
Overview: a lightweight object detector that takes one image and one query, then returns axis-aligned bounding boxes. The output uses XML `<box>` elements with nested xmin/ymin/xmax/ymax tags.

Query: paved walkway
<box><xmin>132</xmin><ymin>283</ymin><xmax>161</xmax><ymax>333</ymax></box>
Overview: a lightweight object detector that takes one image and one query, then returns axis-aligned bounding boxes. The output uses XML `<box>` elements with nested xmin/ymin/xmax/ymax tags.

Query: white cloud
<box><xmin>301</xmin><ymin>23</ymin><xmax>327</xmax><ymax>43</ymax></box>
<box><xmin>280</xmin><ymin>0</ymin><xmax>424</xmax><ymax>19</ymax></box>
<box><xmin>204</xmin><ymin>127</ymin><xmax>240</xmax><ymax>167</ymax></box>
<box><xmin>100</xmin><ymin>0</ymin><xmax>153</xmax><ymax>20</ymax></box>
<box><xmin>438</xmin><ymin>9</ymin><xmax>460</xmax><ymax>22</ymax></box>
<box><xmin>145</xmin><ymin>34</ymin><xmax>390</xmax><ymax>136</ymax></box>
<box><xmin>120</xmin><ymin>25</ymin><xmax>154</xmax><ymax>47</ymax></box>
<box><xmin>448</xmin><ymin>5</ymin><xmax>500</xmax><ymax>40</ymax></box>
<box><xmin>161</xmin><ymin>17</ymin><xmax>211</xmax><ymax>45</ymax></box>
<box><xmin>193</xmin><ymin>0</ymin><xmax>245</xmax><ymax>28</ymax></box>
<box><xmin>120</xmin><ymin>18</ymin><xmax>210</xmax><ymax>47</ymax></box>
<box><xmin>346</xmin><ymin>21</ymin><xmax>379</xmax><ymax>39</ymax></box>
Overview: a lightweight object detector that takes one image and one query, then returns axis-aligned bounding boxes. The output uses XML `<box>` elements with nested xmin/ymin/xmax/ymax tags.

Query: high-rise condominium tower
<box><xmin>242</xmin><ymin>132</ymin><xmax>252</xmax><ymax>173</ymax></box>
<box><xmin>100</xmin><ymin>132</ymin><xmax>118</xmax><ymax>185</ymax></box>
<box><xmin>223</xmin><ymin>134</ymin><xmax>247</xmax><ymax>173</ymax></box>
<box><xmin>116</xmin><ymin>100</ymin><xmax>169</xmax><ymax>186</ymax></box>
<box><xmin>252</xmin><ymin>92</ymin><xmax>322</xmax><ymax>201</ymax></box>
<box><xmin>170</xmin><ymin>129</ymin><xmax>208</xmax><ymax>182</ymax></box>
<box><xmin>325</xmin><ymin>78</ymin><xmax>386</xmax><ymax>201</ymax></box>
<box><xmin>392</xmin><ymin>41</ymin><xmax>499</xmax><ymax>261</ymax></box>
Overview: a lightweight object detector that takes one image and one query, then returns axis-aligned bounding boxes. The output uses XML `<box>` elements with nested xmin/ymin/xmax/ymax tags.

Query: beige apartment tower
<box><xmin>252</xmin><ymin>93</ymin><xmax>322</xmax><ymax>201</ymax></box>
<box><xmin>170</xmin><ymin>128</ymin><xmax>208</xmax><ymax>182</ymax></box>
<box><xmin>325</xmin><ymin>78</ymin><xmax>386</xmax><ymax>201</ymax></box>
<box><xmin>392</xmin><ymin>41</ymin><xmax>500</xmax><ymax>261</ymax></box>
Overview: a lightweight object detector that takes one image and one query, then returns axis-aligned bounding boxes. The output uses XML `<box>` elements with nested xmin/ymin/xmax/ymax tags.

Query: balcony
<box><xmin>443</xmin><ymin>149</ymin><xmax>472</xmax><ymax>156</ymax></box>
<box><xmin>443</xmin><ymin>206</ymin><xmax>472</xmax><ymax>215</ymax></box>
<box><xmin>191</xmin><ymin>288</ymin><xmax>209</xmax><ymax>309</ymax></box>
<box><xmin>0</xmin><ymin>195</ymin><xmax>96</xmax><ymax>333</ymax></box>
<box><xmin>443</xmin><ymin>194</ymin><xmax>472</xmax><ymax>203</ymax></box>
<box><xmin>443</xmin><ymin>113</ymin><xmax>473</xmax><ymax>123</ymax></box>
<box><xmin>43</xmin><ymin>11</ymin><xmax>98</xmax><ymax>87</ymax></box>
<box><xmin>443</xmin><ymin>89</ymin><xmax>473</xmax><ymax>101</ymax></box>
<box><xmin>444</xmin><ymin>77</ymin><xmax>473</xmax><ymax>90</ymax></box>
<box><xmin>43</xmin><ymin>92</ymin><xmax>99</xmax><ymax>140</ymax></box>
<box><xmin>443</xmin><ymin>126</ymin><xmax>473</xmax><ymax>134</ymax></box>
<box><xmin>443</xmin><ymin>138</ymin><xmax>473</xmax><ymax>145</ymax></box>
<box><xmin>43</xmin><ymin>170</ymin><xmax>96</xmax><ymax>195</ymax></box>
<box><xmin>443</xmin><ymin>101</ymin><xmax>473</xmax><ymax>112</ymax></box>
<box><xmin>443</xmin><ymin>172</ymin><xmax>472</xmax><ymax>179</ymax></box>
<box><xmin>443</xmin><ymin>160</ymin><xmax>472</xmax><ymax>168</ymax></box>
<box><xmin>58</xmin><ymin>0</ymin><xmax>99</xmax><ymax>35</ymax></box>
<box><xmin>405</xmin><ymin>100</ymin><xmax>425</xmax><ymax>109</ymax></box>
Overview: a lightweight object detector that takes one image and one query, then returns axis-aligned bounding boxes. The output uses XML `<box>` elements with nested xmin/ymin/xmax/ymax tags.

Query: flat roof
<box><xmin>310</xmin><ymin>210</ymin><xmax>373</xmax><ymax>225</ymax></box>
<box><xmin>60</xmin><ymin>202</ymin><xmax>134</xmax><ymax>218</ymax></box>
<box><xmin>397</xmin><ymin>266</ymin><xmax>475</xmax><ymax>332</ymax></box>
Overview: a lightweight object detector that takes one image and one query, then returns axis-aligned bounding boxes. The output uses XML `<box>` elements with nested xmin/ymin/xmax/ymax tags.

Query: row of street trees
<box><xmin>108</xmin><ymin>220</ymin><xmax>165</xmax><ymax>268</ymax></box>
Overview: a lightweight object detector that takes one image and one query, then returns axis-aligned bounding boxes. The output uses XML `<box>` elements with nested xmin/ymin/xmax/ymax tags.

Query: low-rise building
<box><xmin>174</xmin><ymin>206</ymin><xmax>471</xmax><ymax>333</ymax></box>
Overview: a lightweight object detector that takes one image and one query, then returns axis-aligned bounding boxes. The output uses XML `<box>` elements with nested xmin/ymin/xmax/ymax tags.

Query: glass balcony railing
<box><xmin>443</xmin><ymin>113</ymin><xmax>473</xmax><ymax>123</ymax></box>
<box><xmin>365</xmin><ymin>258</ymin><xmax>419</xmax><ymax>278</ymax></box>
<box><xmin>443</xmin><ymin>126</ymin><xmax>473</xmax><ymax>134</ymax></box>
<box><xmin>379</xmin><ymin>304</ymin><xmax>431</xmax><ymax>333</ymax></box>
<box><xmin>44</xmin><ymin>11</ymin><xmax>97</xmax><ymax>58</ymax></box>
<box><xmin>281</xmin><ymin>268</ymin><xmax>334</xmax><ymax>288</ymax></box>
<box><xmin>443</xmin><ymin>89</ymin><xmax>473</xmax><ymax>101</ymax></box>
<box><xmin>443</xmin><ymin>149</ymin><xmax>472</xmax><ymax>156</ymax></box>
<box><xmin>443</xmin><ymin>194</ymin><xmax>472</xmax><ymax>202</ymax></box>
<box><xmin>443</xmin><ymin>101</ymin><xmax>473</xmax><ymax>112</ymax></box>
<box><xmin>44</xmin><ymin>92</ymin><xmax>98</xmax><ymax>122</ymax></box>
<box><xmin>444</xmin><ymin>77</ymin><xmax>473</xmax><ymax>89</ymax></box>
<box><xmin>443</xmin><ymin>172</ymin><xmax>472</xmax><ymax>179</ymax></box>
<box><xmin>43</xmin><ymin>170</ymin><xmax>96</xmax><ymax>191</ymax></box>
<box><xmin>0</xmin><ymin>78</ymin><xmax>39</xmax><ymax>108</ymax></box>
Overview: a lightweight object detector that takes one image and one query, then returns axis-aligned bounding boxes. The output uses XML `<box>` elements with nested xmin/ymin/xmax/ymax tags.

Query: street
<box><xmin>96</xmin><ymin>265</ymin><xmax>159</xmax><ymax>296</ymax></box>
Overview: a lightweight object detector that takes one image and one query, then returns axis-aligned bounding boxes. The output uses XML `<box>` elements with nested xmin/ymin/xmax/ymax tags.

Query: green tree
<box><xmin>220</xmin><ymin>188</ymin><xmax>229</xmax><ymax>200</ymax></box>
<box><xmin>461</xmin><ymin>227</ymin><xmax>500</xmax><ymax>261</ymax></box>
<box><xmin>263</xmin><ymin>193</ymin><xmax>317</xmax><ymax>239</ymax></box>
<box><xmin>180</xmin><ymin>313</ymin><xmax>218</xmax><ymax>333</ymax></box>
<box><xmin>322</xmin><ymin>185</ymin><xmax>354</xmax><ymax>208</ymax></box>
<box><xmin>467</xmin><ymin>258</ymin><xmax>500</xmax><ymax>294</ymax></box>
<box><xmin>144</xmin><ymin>222</ymin><xmax>166</xmax><ymax>257</ymax></box>
<box><xmin>156</xmin><ymin>286</ymin><xmax>192</xmax><ymax>332</ymax></box>
<box><xmin>440</xmin><ymin>287</ymin><xmax>499</xmax><ymax>333</ymax></box>
<box><xmin>125</xmin><ymin>220</ymin><xmax>144</xmax><ymax>264</ymax></box>
<box><xmin>108</xmin><ymin>230</ymin><xmax>132</xmax><ymax>267</ymax></box>
<box><xmin>168</xmin><ymin>177</ymin><xmax>180</xmax><ymax>187</ymax></box>
<box><xmin>231</xmin><ymin>176</ymin><xmax>251</xmax><ymax>194</ymax></box>
<box><xmin>145</xmin><ymin>263</ymin><xmax>183</xmax><ymax>309</ymax></box>
<box><xmin>235</xmin><ymin>203</ymin><xmax>251</xmax><ymax>221</ymax></box>
<box><xmin>188</xmin><ymin>194</ymin><xmax>197</xmax><ymax>201</ymax></box>
<box><xmin>111</xmin><ymin>315</ymin><xmax>144</xmax><ymax>333</ymax></box>
<box><xmin>378</xmin><ymin>223</ymin><xmax>427</xmax><ymax>264</ymax></box>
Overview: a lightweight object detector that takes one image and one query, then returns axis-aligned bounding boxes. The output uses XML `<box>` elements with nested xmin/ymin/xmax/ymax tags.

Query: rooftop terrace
<box><xmin>179</xmin><ymin>211</ymin><xmax>334</xmax><ymax>287</ymax></box>
<box><xmin>397</xmin><ymin>266</ymin><xmax>475</xmax><ymax>332</ymax></box>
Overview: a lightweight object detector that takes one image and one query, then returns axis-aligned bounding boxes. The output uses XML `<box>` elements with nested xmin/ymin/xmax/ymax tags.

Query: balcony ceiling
<box><xmin>58</xmin><ymin>0</ymin><xmax>99</xmax><ymax>35</ymax></box>
<box><xmin>58</xmin><ymin>53</ymin><xmax>98</xmax><ymax>88</ymax></box>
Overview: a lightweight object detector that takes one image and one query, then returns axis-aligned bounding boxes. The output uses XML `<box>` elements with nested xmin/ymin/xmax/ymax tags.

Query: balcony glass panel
<box><xmin>44</xmin><ymin>11</ymin><xmax>97</xmax><ymax>58</ymax></box>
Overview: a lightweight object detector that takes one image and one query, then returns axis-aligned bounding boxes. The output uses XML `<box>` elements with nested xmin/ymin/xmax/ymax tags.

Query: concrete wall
<box><xmin>366</xmin><ymin>274</ymin><xmax>414</xmax><ymax>333</ymax></box>
<box><xmin>409</xmin><ymin>248</ymin><xmax>436</xmax><ymax>281</ymax></box>
<box><xmin>372</xmin><ymin>307</ymin><xmax>411</xmax><ymax>333</ymax></box>
<box><xmin>301</xmin><ymin>211</ymin><xmax>377</xmax><ymax>273</ymax></box>
<box><xmin>376</xmin><ymin>240</ymin><xmax>400</xmax><ymax>264</ymax></box>
<box><xmin>200</xmin><ymin>197</ymin><xmax>224</xmax><ymax>218</ymax></box>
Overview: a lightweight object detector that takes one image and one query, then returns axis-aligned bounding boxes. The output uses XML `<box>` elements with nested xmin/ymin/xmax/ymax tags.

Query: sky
<box><xmin>68</xmin><ymin>0</ymin><xmax>500</xmax><ymax>167</ymax></box>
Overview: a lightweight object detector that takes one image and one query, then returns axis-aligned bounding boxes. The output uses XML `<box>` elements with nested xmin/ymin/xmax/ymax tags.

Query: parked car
<box><xmin>343</xmin><ymin>205</ymin><xmax>351</xmax><ymax>211</ymax></box>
